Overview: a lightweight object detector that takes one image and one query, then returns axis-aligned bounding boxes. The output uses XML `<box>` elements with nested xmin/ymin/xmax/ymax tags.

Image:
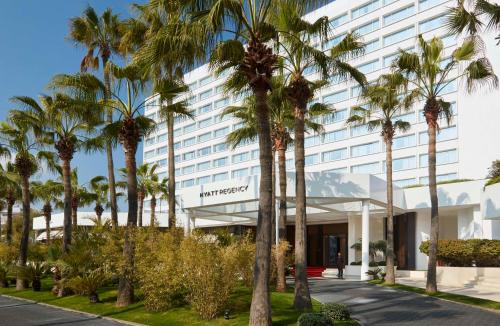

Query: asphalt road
<box><xmin>0</xmin><ymin>295</ymin><xmax>125</xmax><ymax>326</ymax></box>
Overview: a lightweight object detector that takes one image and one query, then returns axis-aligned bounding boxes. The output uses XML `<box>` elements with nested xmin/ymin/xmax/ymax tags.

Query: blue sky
<box><xmin>0</xmin><ymin>1</ymin><xmax>147</xmax><ymax>210</ymax></box>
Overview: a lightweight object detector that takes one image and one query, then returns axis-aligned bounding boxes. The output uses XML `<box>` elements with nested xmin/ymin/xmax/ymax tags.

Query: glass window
<box><xmin>393</xmin><ymin>156</ymin><xmax>417</xmax><ymax>171</ymax></box>
<box><xmin>197</xmin><ymin>146</ymin><xmax>212</xmax><ymax>157</ymax></box>
<box><xmin>325</xmin><ymin>128</ymin><xmax>348</xmax><ymax>142</ymax></box>
<box><xmin>156</xmin><ymin>122</ymin><xmax>166</xmax><ymax>130</ymax></box>
<box><xmin>383</xmin><ymin>5</ymin><xmax>415</xmax><ymax>26</ymax></box>
<box><xmin>286</xmin><ymin>158</ymin><xmax>294</xmax><ymax>171</ymax></box>
<box><xmin>420</xmin><ymin>172</ymin><xmax>458</xmax><ymax>185</ymax></box>
<box><xmin>175</xmin><ymin>168</ymin><xmax>181</xmax><ymax>176</ymax></box>
<box><xmin>183</xmin><ymin>137</ymin><xmax>196</xmax><ymax>147</ymax></box>
<box><xmin>232</xmin><ymin>152</ymin><xmax>249</xmax><ymax>163</ymax></box>
<box><xmin>351</xmin><ymin>162</ymin><xmax>380</xmax><ymax>174</ymax></box>
<box><xmin>419</xmin><ymin>126</ymin><xmax>457</xmax><ymax>144</ymax></box>
<box><xmin>394</xmin><ymin>178</ymin><xmax>417</xmax><ymax>188</ymax></box>
<box><xmin>441</xmin><ymin>34</ymin><xmax>457</xmax><ymax>48</ymax></box>
<box><xmin>357</xmin><ymin>59</ymin><xmax>379</xmax><ymax>74</ymax></box>
<box><xmin>213</xmin><ymin>157</ymin><xmax>228</xmax><ymax>167</ymax></box>
<box><xmin>251</xmin><ymin>149</ymin><xmax>260</xmax><ymax>160</ymax></box>
<box><xmin>384</xmin><ymin>25</ymin><xmax>415</xmax><ymax>46</ymax></box>
<box><xmin>393</xmin><ymin>112</ymin><xmax>415</xmax><ymax>124</ymax></box>
<box><xmin>420</xmin><ymin>149</ymin><xmax>458</xmax><ymax>167</ymax></box>
<box><xmin>393</xmin><ymin>134</ymin><xmax>416</xmax><ymax>149</ymax></box>
<box><xmin>214</xmin><ymin>127</ymin><xmax>229</xmax><ymax>138</ymax></box>
<box><xmin>419</xmin><ymin>0</ymin><xmax>447</xmax><ymax>11</ymax></box>
<box><xmin>232</xmin><ymin>168</ymin><xmax>249</xmax><ymax>179</ymax></box>
<box><xmin>323</xmin><ymin>33</ymin><xmax>346</xmax><ymax>50</ymax></box>
<box><xmin>384</xmin><ymin>0</ymin><xmax>399</xmax><ymax>4</ymax></box>
<box><xmin>183</xmin><ymin>151</ymin><xmax>196</xmax><ymax>161</ymax></box>
<box><xmin>188</xmin><ymin>81</ymin><xmax>197</xmax><ymax>90</ymax></box>
<box><xmin>157</xmin><ymin>159</ymin><xmax>167</xmax><ymax>167</ymax></box>
<box><xmin>183</xmin><ymin>123</ymin><xmax>196</xmax><ymax>134</ymax></box>
<box><xmin>197</xmin><ymin>161</ymin><xmax>211</xmax><ymax>171</ymax></box>
<box><xmin>440</xmin><ymin>80</ymin><xmax>457</xmax><ymax>94</ymax></box>
<box><xmin>215</xmin><ymin>84</ymin><xmax>224</xmax><ymax>94</ymax></box>
<box><xmin>199</xmin><ymin>75</ymin><xmax>213</xmax><ymax>87</ymax></box>
<box><xmin>352</xmin><ymin>0</ymin><xmax>379</xmax><ymax>19</ymax></box>
<box><xmin>174</xmin><ymin>141</ymin><xmax>181</xmax><ymax>150</ymax></box>
<box><xmin>305</xmin><ymin>154</ymin><xmax>319</xmax><ymax>166</ymax></box>
<box><xmin>323</xmin><ymin>90</ymin><xmax>348</xmax><ymax>104</ymax></box>
<box><xmin>250</xmin><ymin>166</ymin><xmax>260</xmax><ymax>175</ymax></box>
<box><xmin>351</xmin><ymin>124</ymin><xmax>375</xmax><ymax>137</ymax></box>
<box><xmin>157</xmin><ymin>133</ymin><xmax>167</xmax><ymax>143</ymax></box>
<box><xmin>182</xmin><ymin>165</ymin><xmax>195</xmax><ymax>175</ymax></box>
<box><xmin>198</xmin><ymin>132</ymin><xmax>212</xmax><ymax>143</ymax></box>
<box><xmin>351</xmin><ymin>141</ymin><xmax>379</xmax><ymax>157</ymax></box>
<box><xmin>145</xmin><ymin>137</ymin><xmax>155</xmax><ymax>146</ymax></box>
<box><xmin>197</xmin><ymin>175</ymin><xmax>211</xmax><ymax>185</ymax></box>
<box><xmin>198</xmin><ymin>103</ymin><xmax>212</xmax><ymax>115</ymax></box>
<box><xmin>215</xmin><ymin>97</ymin><xmax>230</xmax><ymax>109</ymax></box>
<box><xmin>353</xmin><ymin>19</ymin><xmax>380</xmax><ymax>36</ymax></box>
<box><xmin>157</xmin><ymin>172</ymin><xmax>167</xmax><ymax>181</ymax></box>
<box><xmin>174</xmin><ymin>128</ymin><xmax>182</xmax><ymax>137</ymax></box>
<box><xmin>213</xmin><ymin>172</ymin><xmax>228</xmax><ymax>182</ymax></box>
<box><xmin>144</xmin><ymin>150</ymin><xmax>155</xmax><ymax>159</ymax></box>
<box><xmin>214</xmin><ymin>113</ymin><xmax>231</xmax><ymax>123</ymax></box>
<box><xmin>305</xmin><ymin>135</ymin><xmax>320</xmax><ymax>148</ymax></box>
<box><xmin>174</xmin><ymin>155</ymin><xmax>181</xmax><ymax>163</ymax></box>
<box><xmin>156</xmin><ymin>147</ymin><xmax>167</xmax><ymax>155</ymax></box>
<box><xmin>419</xmin><ymin>15</ymin><xmax>446</xmax><ymax>33</ymax></box>
<box><xmin>323</xmin><ymin>109</ymin><xmax>348</xmax><ymax>124</ymax></box>
<box><xmin>326</xmin><ymin>167</ymin><xmax>348</xmax><ymax>174</ymax></box>
<box><xmin>323</xmin><ymin>148</ymin><xmax>348</xmax><ymax>162</ymax></box>
<box><xmin>365</xmin><ymin>38</ymin><xmax>380</xmax><ymax>53</ymax></box>
<box><xmin>198</xmin><ymin>117</ymin><xmax>212</xmax><ymax>128</ymax></box>
<box><xmin>213</xmin><ymin>142</ymin><xmax>227</xmax><ymax>153</ymax></box>
<box><xmin>330</xmin><ymin>13</ymin><xmax>349</xmax><ymax>28</ymax></box>
<box><xmin>182</xmin><ymin>179</ymin><xmax>195</xmax><ymax>188</ymax></box>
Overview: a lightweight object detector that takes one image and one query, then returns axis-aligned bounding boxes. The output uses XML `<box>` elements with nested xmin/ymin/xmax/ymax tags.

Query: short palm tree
<box><xmin>394</xmin><ymin>35</ymin><xmax>498</xmax><ymax>293</ymax></box>
<box><xmin>270</xmin><ymin>0</ymin><xmax>366</xmax><ymax>309</ymax></box>
<box><xmin>447</xmin><ymin>0</ymin><xmax>500</xmax><ymax>45</ymax></box>
<box><xmin>69</xmin><ymin>5</ymin><xmax>124</xmax><ymax>228</ymax></box>
<box><xmin>31</xmin><ymin>180</ymin><xmax>63</xmax><ymax>245</ymax></box>
<box><xmin>10</xmin><ymin>93</ymin><xmax>101</xmax><ymax>253</ymax></box>
<box><xmin>0</xmin><ymin>162</ymin><xmax>21</xmax><ymax>244</ymax></box>
<box><xmin>87</xmin><ymin>176</ymin><xmax>110</xmax><ymax>223</ymax></box>
<box><xmin>0</xmin><ymin>117</ymin><xmax>54</xmax><ymax>290</ymax></box>
<box><xmin>145</xmin><ymin>173</ymin><xmax>168</xmax><ymax>227</ymax></box>
<box><xmin>347</xmin><ymin>73</ymin><xmax>419</xmax><ymax>284</ymax></box>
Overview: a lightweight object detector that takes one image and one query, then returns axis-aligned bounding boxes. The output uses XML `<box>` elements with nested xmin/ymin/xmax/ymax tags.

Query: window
<box><xmin>215</xmin><ymin>84</ymin><xmax>224</xmax><ymax>94</ymax></box>
<box><xmin>187</xmin><ymin>95</ymin><xmax>196</xmax><ymax>105</ymax></box>
<box><xmin>198</xmin><ymin>132</ymin><xmax>212</xmax><ymax>143</ymax></box>
<box><xmin>198</xmin><ymin>146</ymin><xmax>212</xmax><ymax>157</ymax></box>
<box><xmin>326</xmin><ymin>167</ymin><xmax>348</xmax><ymax>174</ymax></box>
<box><xmin>323</xmin><ymin>33</ymin><xmax>346</xmax><ymax>50</ymax></box>
<box><xmin>174</xmin><ymin>141</ymin><xmax>181</xmax><ymax>150</ymax></box>
<box><xmin>146</xmin><ymin>112</ymin><xmax>156</xmax><ymax>120</ymax></box>
<box><xmin>393</xmin><ymin>112</ymin><xmax>415</xmax><ymax>124</ymax></box>
<box><xmin>393</xmin><ymin>156</ymin><xmax>417</xmax><ymax>171</ymax></box>
<box><xmin>440</xmin><ymin>80</ymin><xmax>457</xmax><ymax>94</ymax></box>
<box><xmin>365</xmin><ymin>38</ymin><xmax>380</xmax><ymax>53</ymax></box>
<box><xmin>157</xmin><ymin>133</ymin><xmax>167</xmax><ymax>143</ymax></box>
<box><xmin>357</xmin><ymin>60</ymin><xmax>379</xmax><ymax>74</ymax></box>
<box><xmin>442</xmin><ymin>34</ymin><xmax>457</xmax><ymax>48</ymax></box>
<box><xmin>351</xmin><ymin>141</ymin><xmax>379</xmax><ymax>157</ymax></box>
<box><xmin>305</xmin><ymin>135</ymin><xmax>320</xmax><ymax>148</ymax></box>
<box><xmin>213</xmin><ymin>172</ymin><xmax>228</xmax><ymax>182</ymax></box>
<box><xmin>198</xmin><ymin>103</ymin><xmax>212</xmax><ymax>115</ymax></box>
<box><xmin>156</xmin><ymin>147</ymin><xmax>167</xmax><ymax>155</ymax></box>
<box><xmin>351</xmin><ymin>162</ymin><xmax>380</xmax><ymax>174</ymax></box>
<box><xmin>286</xmin><ymin>158</ymin><xmax>294</xmax><ymax>170</ymax></box>
<box><xmin>233</xmin><ymin>122</ymin><xmax>245</xmax><ymax>130</ymax></box>
<box><xmin>419</xmin><ymin>0</ymin><xmax>447</xmax><ymax>11</ymax></box>
<box><xmin>157</xmin><ymin>159</ymin><xmax>167</xmax><ymax>167</ymax></box>
<box><xmin>323</xmin><ymin>90</ymin><xmax>348</xmax><ymax>104</ymax></box>
<box><xmin>215</xmin><ymin>97</ymin><xmax>229</xmax><ymax>109</ymax></box>
<box><xmin>305</xmin><ymin>154</ymin><xmax>319</xmax><ymax>166</ymax></box>
<box><xmin>156</xmin><ymin>122</ymin><xmax>166</xmax><ymax>130</ymax></box>
<box><xmin>323</xmin><ymin>148</ymin><xmax>348</xmax><ymax>162</ymax></box>
<box><xmin>188</xmin><ymin>81</ymin><xmax>197</xmax><ymax>90</ymax></box>
<box><xmin>182</xmin><ymin>179</ymin><xmax>195</xmax><ymax>188</ymax></box>
<box><xmin>325</xmin><ymin>128</ymin><xmax>348</xmax><ymax>142</ymax></box>
<box><xmin>145</xmin><ymin>137</ymin><xmax>156</xmax><ymax>146</ymax></box>
<box><xmin>251</xmin><ymin>149</ymin><xmax>260</xmax><ymax>160</ymax></box>
<box><xmin>420</xmin><ymin>149</ymin><xmax>458</xmax><ymax>167</ymax></box>
<box><xmin>383</xmin><ymin>5</ymin><xmax>415</xmax><ymax>26</ymax></box>
<box><xmin>174</xmin><ymin>128</ymin><xmax>182</xmax><ymax>137</ymax></box>
<box><xmin>184</xmin><ymin>123</ymin><xmax>196</xmax><ymax>134</ymax></box>
<box><xmin>323</xmin><ymin>109</ymin><xmax>348</xmax><ymax>124</ymax></box>
<box><xmin>393</xmin><ymin>134</ymin><xmax>416</xmax><ymax>149</ymax></box>
<box><xmin>199</xmin><ymin>75</ymin><xmax>213</xmax><ymax>87</ymax></box>
<box><xmin>197</xmin><ymin>161</ymin><xmax>211</xmax><ymax>171</ymax></box>
<box><xmin>419</xmin><ymin>15</ymin><xmax>446</xmax><ymax>33</ymax></box>
<box><xmin>352</xmin><ymin>0</ymin><xmax>379</xmax><ymax>19</ymax></box>
<box><xmin>183</xmin><ymin>151</ymin><xmax>196</xmax><ymax>161</ymax></box>
<box><xmin>330</xmin><ymin>13</ymin><xmax>348</xmax><ymax>28</ymax></box>
<box><xmin>157</xmin><ymin>172</ymin><xmax>167</xmax><ymax>181</ymax></box>
<box><xmin>174</xmin><ymin>155</ymin><xmax>181</xmax><ymax>163</ymax></box>
<box><xmin>353</xmin><ymin>19</ymin><xmax>379</xmax><ymax>36</ymax></box>
<box><xmin>419</xmin><ymin>126</ymin><xmax>457</xmax><ymax>144</ymax></box>
<box><xmin>419</xmin><ymin>172</ymin><xmax>458</xmax><ymax>185</ymax></box>
<box><xmin>213</xmin><ymin>142</ymin><xmax>227</xmax><ymax>153</ymax></box>
<box><xmin>250</xmin><ymin>166</ymin><xmax>260</xmax><ymax>175</ymax></box>
<box><xmin>394</xmin><ymin>178</ymin><xmax>417</xmax><ymax>188</ymax></box>
<box><xmin>213</xmin><ymin>157</ymin><xmax>228</xmax><ymax>167</ymax></box>
<box><xmin>197</xmin><ymin>175</ymin><xmax>211</xmax><ymax>185</ymax></box>
<box><xmin>182</xmin><ymin>165</ymin><xmax>195</xmax><ymax>175</ymax></box>
<box><xmin>183</xmin><ymin>137</ymin><xmax>196</xmax><ymax>147</ymax></box>
<box><xmin>351</xmin><ymin>124</ymin><xmax>373</xmax><ymax>137</ymax></box>
<box><xmin>144</xmin><ymin>150</ymin><xmax>155</xmax><ymax>159</ymax></box>
<box><xmin>214</xmin><ymin>127</ymin><xmax>229</xmax><ymax>138</ymax></box>
<box><xmin>175</xmin><ymin>168</ymin><xmax>181</xmax><ymax>176</ymax></box>
<box><xmin>384</xmin><ymin>25</ymin><xmax>415</xmax><ymax>46</ymax></box>
<box><xmin>198</xmin><ymin>118</ymin><xmax>212</xmax><ymax>128</ymax></box>
<box><xmin>214</xmin><ymin>113</ymin><xmax>231</xmax><ymax>123</ymax></box>
<box><xmin>232</xmin><ymin>168</ymin><xmax>248</xmax><ymax>179</ymax></box>
<box><xmin>384</xmin><ymin>0</ymin><xmax>399</xmax><ymax>5</ymax></box>
<box><xmin>232</xmin><ymin>152</ymin><xmax>250</xmax><ymax>163</ymax></box>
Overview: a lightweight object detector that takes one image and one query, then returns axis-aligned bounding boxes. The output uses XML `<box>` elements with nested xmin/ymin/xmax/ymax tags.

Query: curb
<box><xmin>0</xmin><ymin>294</ymin><xmax>146</xmax><ymax>326</ymax></box>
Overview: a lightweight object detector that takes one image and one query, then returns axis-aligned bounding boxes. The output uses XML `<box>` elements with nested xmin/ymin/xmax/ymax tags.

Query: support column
<box><xmin>275</xmin><ymin>201</ymin><xmax>279</xmax><ymax>246</ymax></box>
<box><xmin>184</xmin><ymin>213</ymin><xmax>192</xmax><ymax>236</ymax></box>
<box><xmin>361</xmin><ymin>199</ymin><xmax>370</xmax><ymax>281</ymax></box>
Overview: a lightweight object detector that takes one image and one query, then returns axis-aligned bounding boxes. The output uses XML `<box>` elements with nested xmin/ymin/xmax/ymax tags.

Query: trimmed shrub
<box><xmin>420</xmin><ymin>239</ymin><xmax>500</xmax><ymax>267</ymax></box>
<box><xmin>321</xmin><ymin>303</ymin><xmax>350</xmax><ymax>321</ymax></box>
<box><xmin>297</xmin><ymin>313</ymin><xmax>332</xmax><ymax>326</ymax></box>
<box><xmin>67</xmin><ymin>269</ymin><xmax>108</xmax><ymax>303</ymax></box>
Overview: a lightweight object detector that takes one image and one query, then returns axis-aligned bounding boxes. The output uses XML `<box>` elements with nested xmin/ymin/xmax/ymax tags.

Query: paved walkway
<box><xmin>0</xmin><ymin>295</ymin><xmax>125</xmax><ymax>326</ymax></box>
<box><xmin>307</xmin><ymin>278</ymin><xmax>500</xmax><ymax>325</ymax></box>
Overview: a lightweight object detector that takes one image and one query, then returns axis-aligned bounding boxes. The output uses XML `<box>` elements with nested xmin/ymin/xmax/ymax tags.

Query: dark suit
<box><xmin>337</xmin><ymin>256</ymin><xmax>345</xmax><ymax>278</ymax></box>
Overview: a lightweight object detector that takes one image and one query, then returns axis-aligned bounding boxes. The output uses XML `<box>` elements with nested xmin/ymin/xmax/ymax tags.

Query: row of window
<box><xmin>394</xmin><ymin>172</ymin><xmax>458</xmax><ymax>188</ymax></box>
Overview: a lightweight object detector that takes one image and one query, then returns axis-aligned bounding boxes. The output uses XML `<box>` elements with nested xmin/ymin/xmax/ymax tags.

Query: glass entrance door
<box><xmin>323</xmin><ymin>235</ymin><xmax>347</xmax><ymax>267</ymax></box>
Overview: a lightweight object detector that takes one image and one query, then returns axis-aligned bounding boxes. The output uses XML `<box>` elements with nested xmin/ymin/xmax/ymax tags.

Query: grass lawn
<box><xmin>0</xmin><ymin>278</ymin><xmax>357</xmax><ymax>325</ymax></box>
<box><xmin>369</xmin><ymin>280</ymin><xmax>500</xmax><ymax>311</ymax></box>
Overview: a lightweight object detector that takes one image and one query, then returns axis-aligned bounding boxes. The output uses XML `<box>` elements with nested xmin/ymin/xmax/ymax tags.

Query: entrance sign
<box><xmin>200</xmin><ymin>185</ymin><xmax>249</xmax><ymax>198</ymax></box>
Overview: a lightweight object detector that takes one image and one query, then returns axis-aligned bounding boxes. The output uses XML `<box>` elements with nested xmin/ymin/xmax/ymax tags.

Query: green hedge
<box><xmin>419</xmin><ymin>239</ymin><xmax>500</xmax><ymax>267</ymax></box>
<box><xmin>297</xmin><ymin>313</ymin><xmax>332</xmax><ymax>326</ymax></box>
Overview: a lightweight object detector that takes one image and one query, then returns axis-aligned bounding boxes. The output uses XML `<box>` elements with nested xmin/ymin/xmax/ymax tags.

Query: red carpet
<box><xmin>290</xmin><ymin>266</ymin><xmax>326</xmax><ymax>278</ymax></box>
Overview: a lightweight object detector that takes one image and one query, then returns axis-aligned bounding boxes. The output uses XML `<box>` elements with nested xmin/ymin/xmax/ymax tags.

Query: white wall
<box><xmin>415</xmin><ymin>212</ymin><xmax>431</xmax><ymax>270</ymax></box>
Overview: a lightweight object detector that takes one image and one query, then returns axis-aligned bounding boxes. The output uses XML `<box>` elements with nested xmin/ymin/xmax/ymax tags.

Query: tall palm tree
<box><xmin>270</xmin><ymin>0</ymin><xmax>366</xmax><ymax>309</ymax></box>
<box><xmin>394</xmin><ymin>35</ymin><xmax>498</xmax><ymax>293</ymax></box>
<box><xmin>31</xmin><ymin>180</ymin><xmax>63</xmax><ymax>245</ymax></box>
<box><xmin>0</xmin><ymin>118</ymin><xmax>54</xmax><ymax>290</ymax></box>
<box><xmin>0</xmin><ymin>163</ymin><xmax>21</xmax><ymax>244</ymax></box>
<box><xmin>69</xmin><ymin>5</ymin><xmax>124</xmax><ymax>228</ymax></box>
<box><xmin>447</xmin><ymin>0</ymin><xmax>500</xmax><ymax>45</ymax></box>
<box><xmin>10</xmin><ymin>93</ymin><xmax>101</xmax><ymax>253</ymax></box>
<box><xmin>87</xmin><ymin>176</ymin><xmax>111</xmax><ymax>223</ymax></box>
<box><xmin>347</xmin><ymin>73</ymin><xmax>419</xmax><ymax>285</ymax></box>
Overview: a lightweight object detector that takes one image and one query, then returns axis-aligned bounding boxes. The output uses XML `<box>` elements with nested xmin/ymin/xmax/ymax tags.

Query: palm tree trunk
<box><xmin>117</xmin><ymin>139</ymin><xmax>138</xmax><ymax>307</ymax></box>
<box><xmin>271</xmin><ymin>149</ymin><xmax>276</xmax><ymax>246</ymax></box>
<box><xmin>426</xmin><ymin>120</ymin><xmax>439</xmax><ymax>294</ymax></box>
<box><xmin>103</xmin><ymin>59</ymin><xmax>118</xmax><ymax>229</ymax></box>
<box><xmin>150</xmin><ymin>195</ymin><xmax>156</xmax><ymax>227</ymax></box>
<box><xmin>276</xmin><ymin>145</ymin><xmax>288</xmax><ymax>292</ymax></box>
<box><xmin>71</xmin><ymin>198</ymin><xmax>78</xmax><ymax>228</ymax></box>
<box><xmin>138</xmin><ymin>192</ymin><xmax>144</xmax><ymax>227</ymax></box>
<box><xmin>16</xmin><ymin>174</ymin><xmax>30</xmax><ymax>290</ymax></box>
<box><xmin>385</xmin><ymin>138</ymin><xmax>395</xmax><ymax>285</ymax></box>
<box><xmin>293</xmin><ymin>103</ymin><xmax>312</xmax><ymax>310</ymax></box>
<box><xmin>62</xmin><ymin>159</ymin><xmax>73</xmax><ymax>253</ymax></box>
<box><xmin>167</xmin><ymin>109</ymin><xmax>176</xmax><ymax>229</ymax></box>
<box><xmin>44</xmin><ymin>203</ymin><xmax>52</xmax><ymax>246</ymax></box>
<box><xmin>6</xmin><ymin>196</ymin><xmax>13</xmax><ymax>244</ymax></box>
<box><xmin>249</xmin><ymin>87</ymin><xmax>273</xmax><ymax>326</ymax></box>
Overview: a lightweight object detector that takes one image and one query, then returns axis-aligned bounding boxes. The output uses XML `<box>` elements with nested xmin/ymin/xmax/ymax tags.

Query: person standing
<box><xmin>337</xmin><ymin>252</ymin><xmax>345</xmax><ymax>279</ymax></box>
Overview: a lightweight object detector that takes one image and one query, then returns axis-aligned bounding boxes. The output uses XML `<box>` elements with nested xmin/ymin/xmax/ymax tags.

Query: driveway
<box><xmin>308</xmin><ymin>278</ymin><xmax>500</xmax><ymax>326</ymax></box>
<box><xmin>0</xmin><ymin>295</ymin><xmax>126</xmax><ymax>326</ymax></box>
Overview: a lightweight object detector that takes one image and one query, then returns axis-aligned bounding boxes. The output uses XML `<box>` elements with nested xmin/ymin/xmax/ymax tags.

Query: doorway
<box><xmin>323</xmin><ymin>235</ymin><xmax>347</xmax><ymax>267</ymax></box>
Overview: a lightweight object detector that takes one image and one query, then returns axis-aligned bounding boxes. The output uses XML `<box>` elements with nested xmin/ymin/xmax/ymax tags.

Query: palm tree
<box><xmin>447</xmin><ymin>0</ymin><xmax>500</xmax><ymax>45</ymax></box>
<box><xmin>269</xmin><ymin>1</ymin><xmax>366</xmax><ymax>309</ymax></box>
<box><xmin>31</xmin><ymin>180</ymin><xmax>63</xmax><ymax>245</ymax></box>
<box><xmin>69</xmin><ymin>5</ymin><xmax>124</xmax><ymax>228</ymax></box>
<box><xmin>0</xmin><ymin>163</ymin><xmax>21</xmax><ymax>244</ymax></box>
<box><xmin>87</xmin><ymin>176</ymin><xmax>110</xmax><ymax>223</ymax></box>
<box><xmin>10</xmin><ymin>93</ymin><xmax>101</xmax><ymax>253</ymax></box>
<box><xmin>394</xmin><ymin>35</ymin><xmax>498</xmax><ymax>293</ymax></box>
<box><xmin>0</xmin><ymin>117</ymin><xmax>54</xmax><ymax>290</ymax></box>
<box><xmin>145</xmin><ymin>173</ymin><xmax>168</xmax><ymax>227</ymax></box>
<box><xmin>68</xmin><ymin>169</ymin><xmax>95</xmax><ymax>227</ymax></box>
<box><xmin>347</xmin><ymin>73</ymin><xmax>419</xmax><ymax>284</ymax></box>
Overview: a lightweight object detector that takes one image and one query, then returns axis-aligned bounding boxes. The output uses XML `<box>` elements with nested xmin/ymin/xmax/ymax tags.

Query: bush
<box><xmin>16</xmin><ymin>262</ymin><xmax>48</xmax><ymax>291</ymax></box>
<box><xmin>297</xmin><ymin>313</ymin><xmax>332</xmax><ymax>326</ymax></box>
<box><xmin>420</xmin><ymin>239</ymin><xmax>500</xmax><ymax>267</ymax></box>
<box><xmin>228</xmin><ymin>232</ymin><xmax>255</xmax><ymax>288</ymax></box>
<box><xmin>67</xmin><ymin>269</ymin><xmax>108</xmax><ymax>303</ymax></box>
<box><xmin>0</xmin><ymin>262</ymin><xmax>10</xmax><ymax>288</ymax></box>
<box><xmin>321</xmin><ymin>303</ymin><xmax>350</xmax><ymax>321</ymax></box>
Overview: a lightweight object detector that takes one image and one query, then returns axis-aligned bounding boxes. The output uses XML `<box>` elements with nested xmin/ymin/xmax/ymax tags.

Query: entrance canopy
<box><xmin>180</xmin><ymin>172</ymin><xmax>407</xmax><ymax>225</ymax></box>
